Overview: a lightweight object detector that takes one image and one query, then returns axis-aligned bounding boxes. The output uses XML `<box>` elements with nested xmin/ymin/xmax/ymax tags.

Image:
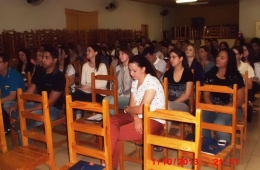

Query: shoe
<box><xmin>76</xmin><ymin>113</ymin><xmax>82</xmax><ymax>120</ymax></box>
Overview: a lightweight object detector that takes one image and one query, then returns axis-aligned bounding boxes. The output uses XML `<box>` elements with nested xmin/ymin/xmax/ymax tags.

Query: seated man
<box><xmin>143</xmin><ymin>47</ymin><xmax>167</xmax><ymax>81</ymax></box>
<box><xmin>4</xmin><ymin>46</ymin><xmax>65</xmax><ymax>133</ymax></box>
<box><xmin>0</xmin><ymin>53</ymin><xmax>25</xmax><ymax>134</ymax></box>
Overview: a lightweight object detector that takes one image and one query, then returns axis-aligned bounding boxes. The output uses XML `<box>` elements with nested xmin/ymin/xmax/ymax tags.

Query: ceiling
<box><xmin>128</xmin><ymin>0</ymin><xmax>239</xmax><ymax>7</ymax></box>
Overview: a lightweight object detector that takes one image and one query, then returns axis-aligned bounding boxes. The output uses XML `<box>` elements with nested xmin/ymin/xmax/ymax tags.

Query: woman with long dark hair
<box><xmin>72</xmin><ymin>44</ymin><xmax>108</xmax><ymax>119</ymax></box>
<box><xmin>58</xmin><ymin>46</ymin><xmax>76</xmax><ymax>93</ymax></box>
<box><xmin>203</xmin><ymin>49</ymin><xmax>245</xmax><ymax>142</ymax></box>
<box><xmin>110</xmin><ymin>55</ymin><xmax>165</xmax><ymax>169</ymax></box>
<box><xmin>199</xmin><ymin>46</ymin><xmax>215</xmax><ymax>72</ymax></box>
<box><xmin>17</xmin><ymin>49</ymin><xmax>35</xmax><ymax>76</ymax></box>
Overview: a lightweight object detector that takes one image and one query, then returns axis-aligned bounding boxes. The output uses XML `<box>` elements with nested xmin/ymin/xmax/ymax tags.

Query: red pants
<box><xmin>110</xmin><ymin>113</ymin><xmax>164</xmax><ymax>169</ymax></box>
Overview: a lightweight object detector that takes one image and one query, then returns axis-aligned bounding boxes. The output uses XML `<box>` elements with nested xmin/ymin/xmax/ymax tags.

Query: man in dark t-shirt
<box><xmin>5</xmin><ymin>46</ymin><xmax>65</xmax><ymax>131</ymax></box>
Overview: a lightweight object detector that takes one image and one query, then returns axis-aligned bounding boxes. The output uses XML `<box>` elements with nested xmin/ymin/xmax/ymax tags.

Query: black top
<box><xmin>163</xmin><ymin>68</ymin><xmax>194</xmax><ymax>103</ymax></box>
<box><xmin>189</xmin><ymin>59</ymin><xmax>204</xmax><ymax>84</ymax></box>
<box><xmin>32</xmin><ymin>67</ymin><xmax>66</xmax><ymax>110</ymax></box>
<box><xmin>17</xmin><ymin>62</ymin><xmax>35</xmax><ymax>74</ymax></box>
<box><xmin>204</xmin><ymin>69</ymin><xmax>244</xmax><ymax>105</ymax></box>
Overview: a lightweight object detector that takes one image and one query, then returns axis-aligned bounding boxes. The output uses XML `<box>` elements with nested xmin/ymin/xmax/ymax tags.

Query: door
<box><xmin>66</xmin><ymin>14</ymin><xmax>78</xmax><ymax>30</ymax></box>
<box><xmin>141</xmin><ymin>24</ymin><xmax>149</xmax><ymax>38</ymax></box>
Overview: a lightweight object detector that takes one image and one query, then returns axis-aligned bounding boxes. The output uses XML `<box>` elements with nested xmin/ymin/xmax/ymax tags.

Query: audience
<box><xmin>219</xmin><ymin>41</ymin><xmax>230</xmax><ymax>50</ymax></box>
<box><xmin>199</xmin><ymin>46</ymin><xmax>215</xmax><ymax>72</ymax></box>
<box><xmin>110</xmin><ymin>55</ymin><xmax>165</xmax><ymax>169</ymax></box>
<box><xmin>17</xmin><ymin>49</ymin><xmax>35</xmax><ymax>78</ymax></box>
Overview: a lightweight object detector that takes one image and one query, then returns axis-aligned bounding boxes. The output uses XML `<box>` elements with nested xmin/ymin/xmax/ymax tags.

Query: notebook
<box><xmin>69</xmin><ymin>160</ymin><xmax>104</xmax><ymax>170</ymax></box>
<box><xmin>86</xmin><ymin>114</ymin><xmax>103</xmax><ymax>121</ymax></box>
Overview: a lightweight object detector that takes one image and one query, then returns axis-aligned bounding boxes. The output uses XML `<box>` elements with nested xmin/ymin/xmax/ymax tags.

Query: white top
<box><xmin>131</xmin><ymin>74</ymin><xmax>165</xmax><ymax>124</ymax></box>
<box><xmin>238</xmin><ymin>61</ymin><xmax>255</xmax><ymax>78</ymax></box>
<box><xmin>154</xmin><ymin>57</ymin><xmax>167</xmax><ymax>80</ymax></box>
<box><xmin>132</xmin><ymin>47</ymin><xmax>138</xmax><ymax>55</ymax></box>
<box><xmin>156</xmin><ymin>51</ymin><xmax>164</xmax><ymax>59</ymax></box>
<box><xmin>66</xmin><ymin>64</ymin><xmax>76</xmax><ymax>93</ymax></box>
<box><xmin>254</xmin><ymin>62</ymin><xmax>260</xmax><ymax>79</ymax></box>
<box><xmin>81</xmin><ymin>62</ymin><xmax>108</xmax><ymax>94</ymax></box>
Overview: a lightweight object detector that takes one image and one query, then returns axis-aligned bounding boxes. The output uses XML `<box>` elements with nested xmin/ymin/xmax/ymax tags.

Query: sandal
<box><xmin>153</xmin><ymin>146</ymin><xmax>164</xmax><ymax>152</ymax></box>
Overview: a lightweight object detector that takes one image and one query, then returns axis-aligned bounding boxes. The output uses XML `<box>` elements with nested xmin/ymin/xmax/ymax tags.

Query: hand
<box><xmin>7</xmin><ymin>103</ymin><xmax>18</xmax><ymax>116</ymax></box>
<box><xmin>134</xmin><ymin>116</ymin><xmax>143</xmax><ymax>134</ymax></box>
<box><xmin>124</xmin><ymin>106</ymin><xmax>129</xmax><ymax>114</ymax></box>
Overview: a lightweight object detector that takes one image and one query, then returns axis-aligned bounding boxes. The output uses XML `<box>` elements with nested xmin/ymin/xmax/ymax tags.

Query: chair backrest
<box><xmin>27</xmin><ymin>72</ymin><xmax>32</xmax><ymax>87</ymax></box>
<box><xmin>72</xmin><ymin>62</ymin><xmax>82</xmax><ymax>86</ymax></box>
<box><xmin>241</xmin><ymin>71</ymin><xmax>248</xmax><ymax>118</ymax></box>
<box><xmin>17</xmin><ymin>88</ymin><xmax>55</xmax><ymax>161</ymax></box>
<box><xmin>162</xmin><ymin>77</ymin><xmax>168</xmax><ymax>109</ymax></box>
<box><xmin>109</xmin><ymin>65</ymin><xmax>114</xmax><ymax>76</ymax></box>
<box><xmin>65</xmin><ymin>74</ymin><xmax>70</xmax><ymax>95</ymax></box>
<box><xmin>91</xmin><ymin>72</ymin><xmax>118</xmax><ymax>114</ymax></box>
<box><xmin>0</xmin><ymin>98</ymin><xmax>7</xmax><ymax>153</ymax></box>
<box><xmin>189</xmin><ymin>69</ymin><xmax>195</xmax><ymax>114</ymax></box>
<box><xmin>143</xmin><ymin>105</ymin><xmax>201</xmax><ymax>170</ymax></box>
<box><xmin>195</xmin><ymin>81</ymin><xmax>238</xmax><ymax>146</ymax></box>
<box><xmin>65</xmin><ymin>96</ymin><xmax>112</xmax><ymax>169</ymax></box>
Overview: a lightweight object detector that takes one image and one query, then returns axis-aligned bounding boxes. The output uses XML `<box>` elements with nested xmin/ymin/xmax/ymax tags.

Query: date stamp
<box><xmin>214</xmin><ymin>158</ymin><xmax>239</xmax><ymax>165</ymax></box>
<box><xmin>152</xmin><ymin>158</ymin><xmax>199</xmax><ymax>166</ymax></box>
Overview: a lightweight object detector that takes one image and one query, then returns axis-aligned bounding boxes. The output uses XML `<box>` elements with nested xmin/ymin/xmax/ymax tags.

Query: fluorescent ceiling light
<box><xmin>176</xmin><ymin>0</ymin><xmax>197</xmax><ymax>3</ymax></box>
<box><xmin>189</xmin><ymin>2</ymin><xmax>209</xmax><ymax>5</ymax></box>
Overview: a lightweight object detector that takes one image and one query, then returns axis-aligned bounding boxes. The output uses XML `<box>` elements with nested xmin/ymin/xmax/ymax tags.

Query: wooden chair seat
<box><xmin>0</xmin><ymin>145</ymin><xmax>49</xmax><ymax>169</ymax></box>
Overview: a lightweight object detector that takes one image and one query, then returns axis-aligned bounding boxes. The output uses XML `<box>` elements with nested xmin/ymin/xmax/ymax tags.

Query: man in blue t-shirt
<box><xmin>0</xmin><ymin>53</ymin><xmax>25</xmax><ymax>134</ymax></box>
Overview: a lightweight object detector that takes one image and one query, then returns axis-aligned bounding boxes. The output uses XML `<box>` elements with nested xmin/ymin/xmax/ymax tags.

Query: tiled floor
<box><xmin>5</xmin><ymin>111</ymin><xmax>260</xmax><ymax>170</ymax></box>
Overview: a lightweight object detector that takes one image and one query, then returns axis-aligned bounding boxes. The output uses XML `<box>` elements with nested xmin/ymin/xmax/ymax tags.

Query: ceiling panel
<box><xmin>129</xmin><ymin>0</ymin><xmax>239</xmax><ymax>7</ymax></box>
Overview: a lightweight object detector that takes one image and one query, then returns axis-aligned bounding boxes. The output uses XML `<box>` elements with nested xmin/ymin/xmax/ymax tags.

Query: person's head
<box><xmin>127</xmin><ymin>42</ymin><xmax>131</xmax><ymax>49</ymax></box>
<box><xmin>194</xmin><ymin>38</ymin><xmax>201</xmax><ymax>47</ymax></box>
<box><xmin>76</xmin><ymin>44</ymin><xmax>82</xmax><ymax>52</ymax></box>
<box><xmin>212</xmin><ymin>38</ymin><xmax>218</xmax><ymax>49</ymax></box>
<box><xmin>86</xmin><ymin>44</ymin><xmax>102</xmax><ymax>71</ymax></box>
<box><xmin>182</xmin><ymin>40</ymin><xmax>190</xmax><ymax>50</ymax></box>
<box><xmin>176</xmin><ymin>41</ymin><xmax>182</xmax><ymax>49</ymax></box>
<box><xmin>42</xmin><ymin>46</ymin><xmax>59</xmax><ymax>70</ymax></box>
<box><xmin>138</xmin><ymin>44</ymin><xmax>145</xmax><ymax>54</ymax></box>
<box><xmin>0</xmin><ymin>53</ymin><xmax>9</xmax><ymax>74</ymax></box>
<box><xmin>160</xmin><ymin>42</ymin><xmax>168</xmax><ymax>55</ymax></box>
<box><xmin>143</xmin><ymin>47</ymin><xmax>156</xmax><ymax>63</ymax></box>
<box><xmin>243</xmin><ymin>43</ymin><xmax>255</xmax><ymax>67</ymax></box>
<box><xmin>119</xmin><ymin>46</ymin><xmax>134</xmax><ymax>64</ymax></box>
<box><xmin>234</xmin><ymin>38</ymin><xmax>242</xmax><ymax>46</ymax></box>
<box><xmin>128</xmin><ymin>55</ymin><xmax>157</xmax><ymax>80</ymax></box>
<box><xmin>168</xmin><ymin>43</ymin><xmax>174</xmax><ymax>53</ymax></box>
<box><xmin>152</xmin><ymin>40</ymin><xmax>158</xmax><ymax>48</ymax></box>
<box><xmin>58</xmin><ymin>46</ymin><xmax>71</xmax><ymax>73</ymax></box>
<box><xmin>232</xmin><ymin>46</ymin><xmax>244</xmax><ymax>63</ymax></box>
<box><xmin>169</xmin><ymin>48</ymin><xmax>188</xmax><ymax>68</ymax></box>
<box><xmin>215</xmin><ymin>49</ymin><xmax>238</xmax><ymax>75</ymax></box>
<box><xmin>36</xmin><ymin>50</ymin><xmax>43</xmax><ymax>65</ymax></box>
<box><xmin>141</xmin><ymin>37</ymin><xmax>147</xmax><ymax>44</ymax></box>
<box><xmin>250</xmin><ymin>38</ymin><xmax>260</xmax><ymax>54</ymax></box>
<box><xmin>18</xmin><ymin>49</ymin><xmax>30</xmax><ymax>64</ymax></box>
<box><xmin>204</xmin><ymin>39</ymin><xmax>211</xmax><ymax>47</ymax></box>
<box><xmin>185</xmin><ymin>44</ymin><xmax>196</xmax><ymax>58</ymax></box>
<box><xmin>68</xmin><ymin>43</ymin><xmax>77</xmax><ymax>56</ymax></box>
<box><xmin>114</xmin><ymin>39</ymin><xmax>121</xmax><ymax>48</ymax></box>
<box><xmin>199</xmin><ymin>46</ymin><xmax>209</xmax><ymax>61</ymax></box>
<box><xmin>219</xmin><ymin>41</ymin><xmax>230</xmax><ymax>50</ymax></box>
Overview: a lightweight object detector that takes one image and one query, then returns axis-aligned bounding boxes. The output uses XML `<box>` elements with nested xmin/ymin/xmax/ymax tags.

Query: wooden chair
<box><xmin>0</xmin><ymin>98</ymin><xmax>7</xmax><ymax>153</ymax></box>
<box><xmin>143</xmin><ymin>105</ymin><xmax>202</xmax><ymax>170</ymax></box>
<box><xmin>0</xmin><ymin>88</ymin><xmax>56</xmax><ymax>169</ymax></box>
<box><xmin>76</xmin><ymin>72</ymin><xmax>118</xmax><ymax>149</ymax></box>
<box><xmin>59</xmin><ymin>96</ymin><xmax>112</xmax><ymax>170</ymax></box>
<box><xmin>236</xmin><ymin>72</ymin><xmax>248</xmax><ymax>162</ymax></box>
<box><xmin>71</xmin><ymin>61</ymin><xmax>82</xmax><ymax>87</ymax></box>
<box><xmin>119</xmin><ymin>78</ymin><xmax>168</xmax><ymax>170</ymax></box>
<box><xmin>178</xmin><ymin>81</ymin><xmax>238</xmax><ymax>170</ymax></box>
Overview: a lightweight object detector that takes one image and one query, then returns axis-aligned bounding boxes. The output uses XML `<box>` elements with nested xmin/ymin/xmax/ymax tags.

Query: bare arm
<box><xmin>203</xmin><ymin>91</ymin><xmax>213</xmax><ymax>104</ymax></box>
<box><xmin>236</xmin><ymin>87</ymin><xmax>245</xmax><ymax>107</ymax></box>
<box><xmin>1</xmin><ymin>92</ymin><xmax>16</xmax><ymax>104</ymax></box>
<box><xmin>248</xmin><ymin>78</ymin><xmax>252</xmax><ymax>90</ymax></box>
<box><xmin>174</xmin><ymin>82</ymin><xmax>194</xmax><ymax>103</ymax></box>
<box><xmin>68</xmin><ymin>74</ymin><xmax>75</xmax><ymax>87</ymax></box>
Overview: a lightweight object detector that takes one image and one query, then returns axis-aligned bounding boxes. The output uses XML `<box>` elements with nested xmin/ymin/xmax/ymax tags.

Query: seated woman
<box><xmin>164</xmin><ymin>48</ymin><xmax>194</xmax><ymax>131</ymax></box>
<box><xmin>110</xmin><ymin>55</ymin><xmax>165</xmax><ymax>170</ymax></box>
<box><xmin>69</xmin><ymin>43</ymin><xmax>82</xmax><ymax>63</ymax></box>
<box><xmin>72</xmin><ymin>44</ymin><xmax>108</xmax><ymax>119</ymax></box>
<box><xmin>58</xmin><ymin>46</ymin><xmax>76</xmax><ymax>93</ymax></box>
<box><xmin>17</xmin><ymin>49</ymin><xmax>35</xmax><ymax>81</ymax></box>
<box><xmin>103</xmin><ymin>46</ymin><xmax>134</xmax><ymax>115</ymax></box>
<box><xmin>186</xmin><ymin>44</ymin><xmax>204</xmax><ymax>83</ymax></box>
<box><xmin>32</xmin><ymin>49</ymin><xmax>44</xmax><ymax>76</ymax></box>
<box><xmin>203</xmin><ymin>49</ymin><xmax>245</xmax><ymax>142</ymax></box>
<box><xmin>199</xmin><ymin>46</ymin><xmax>215</xmax><ymax>72</ymax></box>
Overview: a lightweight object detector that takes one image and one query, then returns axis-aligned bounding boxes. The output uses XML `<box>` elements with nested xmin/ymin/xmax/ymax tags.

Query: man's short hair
<box><xmin>0</xmin><ymin>53</ymin><xmax>9</xmax><ymax>63</ymax></box>
<box><xmin>250</xmin><ymin>38</ymin><xmax>260</xmax><ymax>46</ymax></box>
<box><xmin>43</xmin><ymin>46</ymin><xmax>59</xmax><ymax>59</ymax></box>
<box><xmin>143</xmin><ymin>47</ymin><xmax>154</xmax><ymax>56</ymax></box>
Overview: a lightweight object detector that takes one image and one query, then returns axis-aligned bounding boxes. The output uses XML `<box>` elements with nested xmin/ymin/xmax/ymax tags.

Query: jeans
<box><xmin>103</xmin><ymin>95</ymin><xmax>130</xmax><ymax>115</ymax></box>
<box><xmin>3</xmin><ymin>101</ymin><xmax>61</xmax><ymax>145</ymax></box>
<box><xmin>202</xmin><ymin>108</ymin><xmax>242</xmax><ymax>143</ymax></box>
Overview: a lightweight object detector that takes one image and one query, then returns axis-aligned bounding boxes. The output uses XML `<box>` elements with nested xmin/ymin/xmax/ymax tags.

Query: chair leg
<box><xmin>240</xmin><ymin>129</ymin><xmax>244</xmax><ymax>163</ymax></box>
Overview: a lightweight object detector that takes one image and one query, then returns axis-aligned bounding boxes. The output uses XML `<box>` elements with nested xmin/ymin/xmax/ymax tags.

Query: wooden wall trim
<box><xmin>65</xmin><ymin>8</ymin><xmax>98</xmax><ymax>16</ymax></box>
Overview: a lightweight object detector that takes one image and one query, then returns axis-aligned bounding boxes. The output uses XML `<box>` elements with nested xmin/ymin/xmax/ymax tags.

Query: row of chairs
<box><xmin>173</xmin><ymin>25</ymin><xmax>238</xmax><ymax>40</ymax></box>
<box><xmin>0</xmin><ymin>28</ymin><xmax>143</xmax><ymax>59</ymax></box>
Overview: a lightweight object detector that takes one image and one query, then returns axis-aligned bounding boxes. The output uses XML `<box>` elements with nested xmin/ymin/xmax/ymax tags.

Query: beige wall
<box><xmin>0</xmin><ymin>0</ymin><xmax>175</xmax><ymax>40</ymax></box>
<box><xmin>239</xmin><ymin>0</ymin><xmax>260</xmax><ymax>39</ymax></box>
<box><xmin>173</xmin><ymin>3</ymin><xmax>239</xmax><ymax>26</ymax></box>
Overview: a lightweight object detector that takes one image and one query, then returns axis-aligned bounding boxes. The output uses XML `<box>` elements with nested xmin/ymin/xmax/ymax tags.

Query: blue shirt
<box><xmin>0</xmin><ymin>67</ymin><xmax>25</xmax><ymax>98</ymax></box>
